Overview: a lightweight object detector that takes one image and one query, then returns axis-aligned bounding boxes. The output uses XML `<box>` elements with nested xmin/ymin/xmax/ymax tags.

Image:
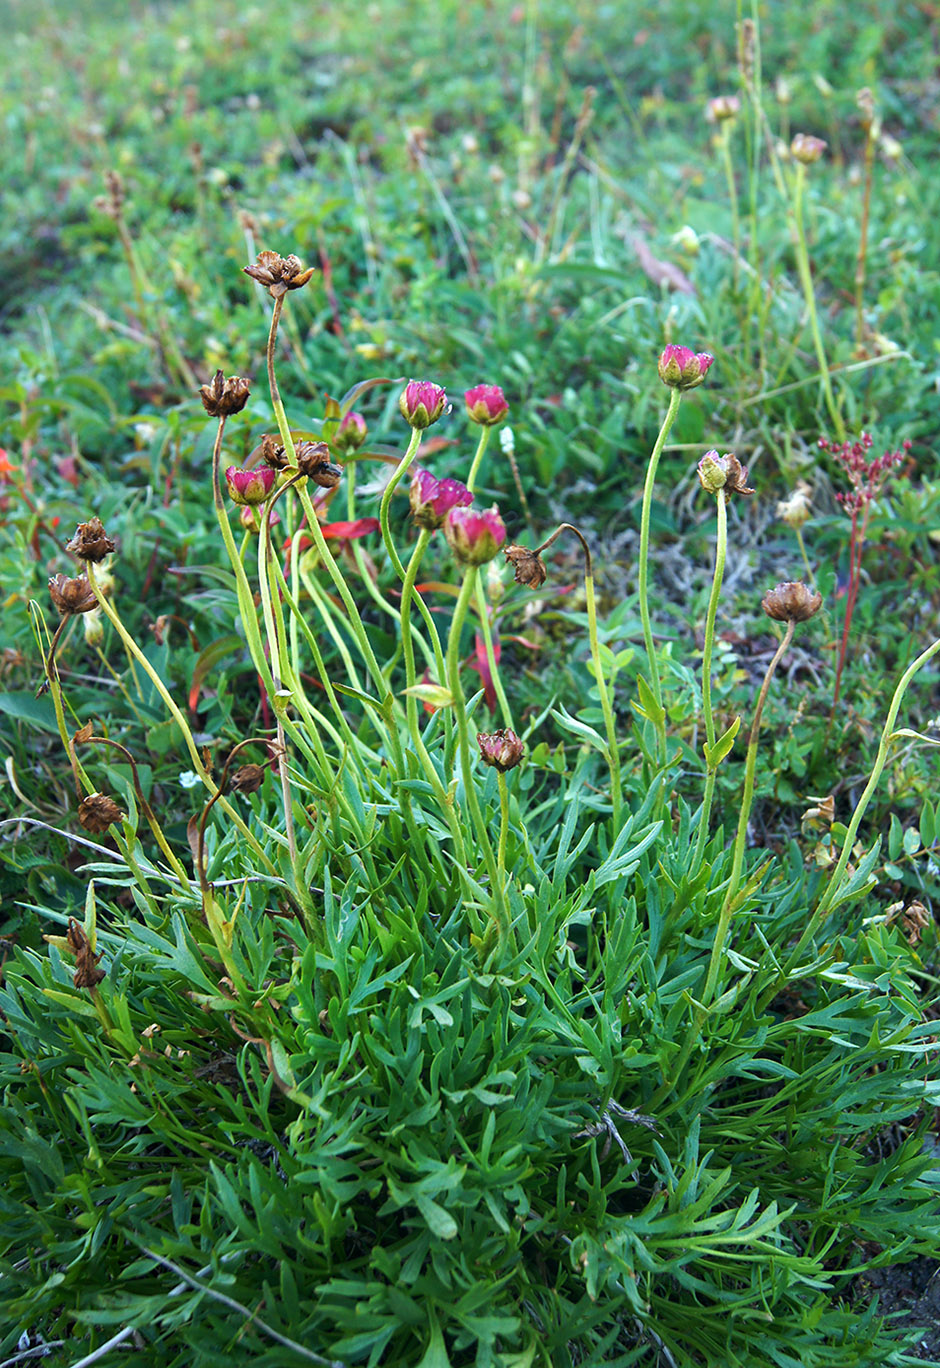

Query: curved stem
<box><xmin>638</xmin><ymin>387</ymin><xmax>682</xmax><ymax>767</ymax></box>
<box><xmin>534</xmin><ymin>522</ymin><xmax>621</xmax><ymax>824</ymax></box>
<box><xmin>790</xmin><ymin>631</ymin><xmax>940</xmax><ymax>965</ymax></box>
<box><xmin>84</xmin><ymin>561</ymin><xmax>277</xmax><ymax>877</ymax></box>
<box><xmin>465</xmin><ymin>426</ymin><xmax>491</xmax><ymax>495</ymax></box>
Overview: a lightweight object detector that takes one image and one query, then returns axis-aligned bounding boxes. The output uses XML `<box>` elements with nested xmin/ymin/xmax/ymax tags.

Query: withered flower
<box><xmin>243</xmin><ymin>249</ymin><xmax>315</xmax><ymax>298</ymax></box>
<box><xmin>66</xmin><ymin>917</ymin><xmax>106</xmax><ymax>989</ymax></box>
<box><xmin>93</xmin><ymin>169</ymin><xmax>126</xmax><ymax>221</ymax></box>
<box><xmin>901</xmin><ymin>901</ymin><xmax>931</xmax><ymax>945</ymax></box>
<box><xmin>66</xmin><ymin>517</ymin><xmax>115</xmax><ymax>563</ymax></box>
<box><xmin>477</xmin><ymin>728</ymin><xmax>525</xmax><ymax>772</ymax></box>
<box><xmin>761</xmin><ymin>581</ymin><xmax>822</xmax><ymax>623</ymax></box>
<box><xmin>504</xmin><ymin>543</ymin><xmax>547</xmax><ymax>589</ymax></box>
<box><xmin>260</xmin><ymin>434</ymin><xmax>289</xmax><ymax>471</ymax></box>
<box><xmin>199</xmin><ymin>370</ymin><xmax>251</xmax><ymax>417</ymax></box>
<box><xmin>78</xmin><ymin>791</ymin><xmax>125</xmax><ymax>833</ymax></box>
<box><xmin>49</xmin><ymin>573</ymin><xmax>98</xmax><ymax>616</ymax></box>
<box><xmin>230</xmin><ymin>763</ymin><xmax>266</xmax><ymax>794</ymax></box>
<box><xmin>697</xmin><ymin>451</ymin><xmax>754</xmax><ymax>500</ymax></box>
<box><xmin>295</xmin><ymin>441</ymin><xmax>341</xmax><ymax>487</ymax></box>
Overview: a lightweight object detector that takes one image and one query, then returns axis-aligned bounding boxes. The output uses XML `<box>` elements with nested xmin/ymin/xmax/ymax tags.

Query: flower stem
<box><xmin>534</xmin><ymin>523</ymin><xmax>621</xmax><ymax>824</ymax></box>
<box><xmin>692</xmin><ymin>495</ymin><xmax>728</xmax><ymax>870</ymax></box>
<box><xmin>790</xmin><ymin>630</ymin><xmax>940</xmax><ymax>966</ymax></box>
<box><xmin>84</xmin><ymin>562</ymin><xmax>277</xmax><ymax>876</ymax></box>
<box><xmin>474</xmin><ymin>569</ymin><xmax>513</xmax><ymax>730</ymax></box>
<box><xmin>702</xmin><ymin>618</ymin><xmax>794</xmax><ymax>1004</ymax></box>
<box><xmin>465</xmin><ymin>427</ymin><xmax>491</xmax><ymax>495</ymax></box>
<box><xmin>446</xmin><ymin>571</ymin><xmax>509</xmax><ymax>950</ymax></box>
<box><xmin>638</xmin><ymin>386</ymin><xmax>682</xmax><ymax>767</ymax></box>
<box><xmin>792</xmin><ymin>163</ymin><xmax>844</xmax><ymax>440</ymax></box>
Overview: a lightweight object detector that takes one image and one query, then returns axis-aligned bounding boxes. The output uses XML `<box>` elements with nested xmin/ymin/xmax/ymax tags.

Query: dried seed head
<box><xmin>230</xmin><ymin>763</ymin><xmax>266</xmax><ymax>794</ymax></box>
<box><xmin>503</xmin><ymin>543</ymin><xmax>547</xmax><ymax>589</ymax></box>
<box><xmin>94</xmin><ymin>169</ymin><xmax>126</xmax><ymax>221</ymax></box>
<box><xmin>761</xmin><ymin>581</ymin><xmax>822</xmax><ymax>623</ymax></box>
<box><xmin>67</xmin><ymin>917</ymin><xmax>106</xmax><ymax>989</ymax></box>
<box><xmin>477</xmin><ymin>728</ymin><xmax>525</xmax><ymax>772</ymax></box>
<box><xmin>78</xmin><ymin>791</ymin><xmax>125</xmax><ymax>833</ymax></box>
<box><xmin>199</xmin><ymin>370</ymin><xmax>251</xmax><ymax>417</ymax></box>
<box><xmin>294</xmin><ymin>441</ymin><xmax>341</xmax><ymax>487</ymax></box>
<box><xmin>260</xmin><ymin>433</ymin><xmax>289</xmax><ymax>470</ymax></box>
<box><xmin>243</xmin><ymin>249</ymin><xmax>315</xmax><ymax>298</ymax></box>
<box><xmin>901</xmin><ymin>900</ymin><xmax>931</xmax><ymax>945</ymax></box>
<box><xmin>49</xmin><ymin>573</ymin><xmax>98</xmax><ymax>616</ymax></box>
<box><xmin>66</xmin><ymin>517</ymin><xmax>116</xmax><ymax>563</ymax></box>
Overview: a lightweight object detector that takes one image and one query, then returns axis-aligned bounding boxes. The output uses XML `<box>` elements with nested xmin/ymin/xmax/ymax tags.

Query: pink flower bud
<box><xmin>399</xmin><ymin>380</ymin><xmax>447</xmax><ymax>430</ymax></box>
<box><xmin>333</xmin><ymin>410</ymin><xmax>368</xmax><ymax>453</ymax></box>
<box><xmin>409</xmin><ymin>468</ymin><xmax>473</xmax><ymax>530</ymax></box>
<box><xmin>464</xmin><ymin>383</ymin><xmax>509</xmax><ymax>426</ymax></box>
<box><xmin>790</xmin><ymin>133</ymin><xmax>827</xmax><ymax>165</ymax></box>
<box><xmin>444</xmin><ymin>504</ymin><xmax>506</xmax><ymax>566</ymax></box>
<box><xmin>657</xmin><ymin>344</ymin><xmax>714</xmax><ymax>390</ymax></box>
<box><xmin>225</xmin><ymin>464</ymin><xmax>276</xmax><ymax>506</ymax></box>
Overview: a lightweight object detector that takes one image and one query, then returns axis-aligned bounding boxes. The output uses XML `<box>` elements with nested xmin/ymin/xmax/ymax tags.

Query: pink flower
<box><xmin>444</xmin><ymin>504</ymin><xmax>506</xmax><ymax>566</ymax></box>
<box><xmin>409</xmin><ymin>468</ymin><xmax>473</xmax><ymax>530</ymax></box>
<box><xmin>225</xmin><ymin>464</ymin><xmax>276</xmax><ymax>506</ymax></box>
<box><xmin>657</xmin><ymin>344</ymin><xmax>714</xmax><ymax>390</ymax></box>
<box><xmin>399</xmin><ymin>380</ymin><xmax>447</xmax><ymax>430</ymax></box>
<box><xmin>334</xmin><ymin>410</ymin><xmax>368</xmax><ymax>453</ymax></box>
<box><xmin>464</xmin><ymin>383</ymin><xmax>509</xmax><ymax>426</ymax></box>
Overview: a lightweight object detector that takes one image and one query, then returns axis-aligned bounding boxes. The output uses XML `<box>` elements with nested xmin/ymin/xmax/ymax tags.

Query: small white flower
<box><xmin>179</xmin><ymin>771</ymin><xmax>201</xmax><ymax>790</ymax></box>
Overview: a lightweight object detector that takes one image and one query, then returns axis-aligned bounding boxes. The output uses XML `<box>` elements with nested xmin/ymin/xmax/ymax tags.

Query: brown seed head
<box><xmin>66</xmin><ymin>517</ymin><xmax>116</xmax><ymax>563</ymax></box>
<box><xmin>260</xmin><ymin>433</ymin><xmax>289</xmax><ymax>471</ymax></box>
<box><xmin>49</xmin><ymin>573</ymin><xmax>98</xmax><ymax>616</ymax></box>
<box><xmin>504</xmin><ymin>543</ymin><xmax>548</xmax><ymax>589</ymax></box>
<box><xmin>199</xmin><ymin>369</ymin><xmax>251</xmax><ymax>417</ymax></box>
<box><xmin>78</xmin><ymin>791</ymin><xmax>125</xmax><ymax>833</ymax></box>
<box><xmin>761</xmin><ymin>581</ymin><xmax>822</xmax><ymax>623</ymax></box>
<box><xmin>901</xmin><ymin>900</ymin><xmax>931</xmax><ymax>945</ymax></box>
<box><xmin>294</xmin><ymin>440</ymin><xmax>341</xmax><ymax>487</ymax></box>
<box><xmin>230</xmin><ymin>763</ymin><xmax>266</xmax><ymax>794</ymax></box>
<box><xmin>477</xmin><ymin>728</ymin><xmax>525</xmax><ymax>773</ymax></box>
<box><xmin>67</xmin><ymin>917</ymin><xmax>106</xmax><ymax>989</ymax></box>
<box><xmin>243</xmin><ymin>249</ymin><xmax>315</xmax><ymax>298</ymax></box>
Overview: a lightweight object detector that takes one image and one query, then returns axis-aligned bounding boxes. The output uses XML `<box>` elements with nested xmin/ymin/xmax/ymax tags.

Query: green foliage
<box><xmin>1</xmin><ymin>0</ymin><xmax>939</xmax><ymax>1364</ymax></box>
